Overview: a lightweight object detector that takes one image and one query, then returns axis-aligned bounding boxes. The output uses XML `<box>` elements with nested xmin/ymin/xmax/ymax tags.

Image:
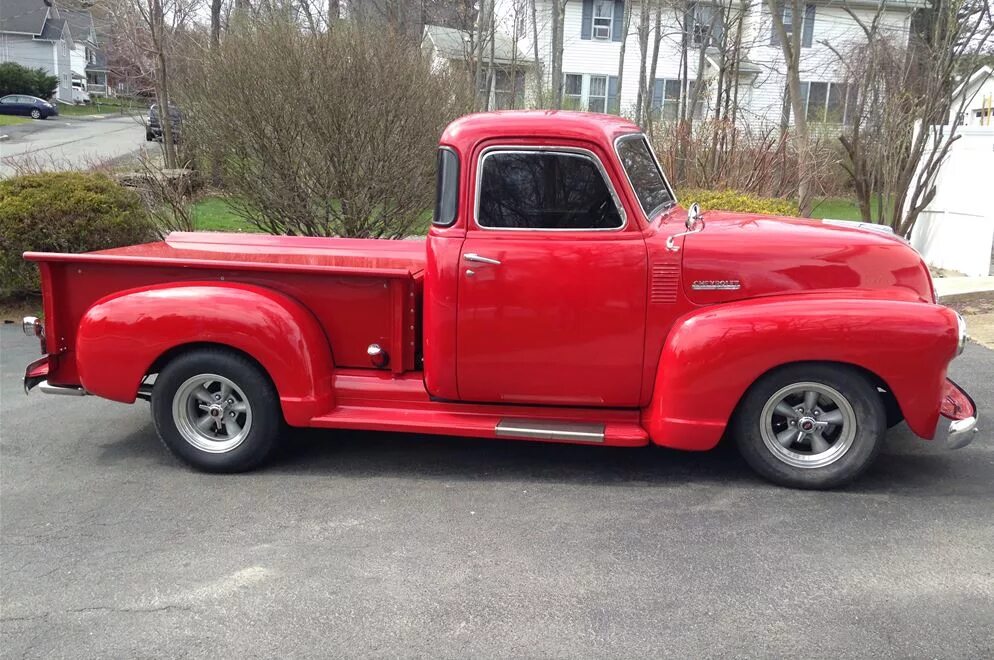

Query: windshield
<box><xmin>616</xmin><ymin>134</ymin><xmax>675</xmax><ymax>219</ymax></box>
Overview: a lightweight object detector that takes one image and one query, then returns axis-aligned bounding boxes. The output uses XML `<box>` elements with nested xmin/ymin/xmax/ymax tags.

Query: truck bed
<box><xmin>46</xmin><ymin>232</ymin><xmax>428</xmax><ymax>278</ymax></box>
<box><xmin>25</xmin><ymin>233</ymin><xmax>426</xmax><ymax>385</ymax></box>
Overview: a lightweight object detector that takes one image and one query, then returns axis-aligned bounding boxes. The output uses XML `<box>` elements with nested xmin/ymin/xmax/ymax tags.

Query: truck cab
<box><xmin>22</xmin><ymin>111</ymin><xmax>978</xmax><ymax>489</ymax></box>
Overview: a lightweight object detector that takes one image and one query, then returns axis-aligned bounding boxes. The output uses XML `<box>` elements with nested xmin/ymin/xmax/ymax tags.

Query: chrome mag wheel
<box><xmin>759</xmin><ymin>382</ymin><xmax>857</xmax><ymax>469</ymax></box>
<box><xmin>171</xmin><ymin>374</ymin><xmax>253</xmax><ymax>453</ymax></box>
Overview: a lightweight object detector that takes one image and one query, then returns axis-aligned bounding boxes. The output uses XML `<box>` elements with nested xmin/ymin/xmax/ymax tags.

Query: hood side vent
<box><xmin>650</xmin><ymin>263</ymin><xmax>680</xmax><ymax>304</ymax></box>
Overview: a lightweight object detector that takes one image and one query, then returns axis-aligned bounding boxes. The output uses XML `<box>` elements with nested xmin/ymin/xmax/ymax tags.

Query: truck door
<box><xmin>456</xmin><ymin>145</ymin><xmax>648</xmax><ymax>407</ymax></box>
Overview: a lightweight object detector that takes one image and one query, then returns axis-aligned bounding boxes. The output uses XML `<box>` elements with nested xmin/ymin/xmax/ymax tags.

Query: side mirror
<box><xmin>666</xmin><ymin>202</ymin><xmax>705</xmax><ymax>252</ymax></box>
<box><xmin>686</xmin><ymin>202</ymin><xmax>702</xmax><ymax>230</ymax></box>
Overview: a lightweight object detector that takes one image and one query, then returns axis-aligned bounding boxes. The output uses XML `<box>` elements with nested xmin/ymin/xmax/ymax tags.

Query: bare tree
<box><xmin>766</xmin><ymin>0</ymin><xmax>813</xmax><ymax>215</ymax></box>
<box><xmin>828</xmin><ymin>0</ymin><xmax>994</xmax><ymax>235</ymax></box>
<box><xmin>530</xmin><ymin>0</ymin><xmax>545</xmax><ymax>106</ymax></box>
<box><xmin>615</xmin><ymin>0</ymin><xmax>633</xmax><ymax>114</ymax></box>
<box><xmin>549</xmin><ymin>0</ymin><xmax>569</xmax><ymax>108</ymax></box>
<box><xmin>181</xmin><ymin>20</ymin><xmax>473</xmax><ymax>237</ymax></box>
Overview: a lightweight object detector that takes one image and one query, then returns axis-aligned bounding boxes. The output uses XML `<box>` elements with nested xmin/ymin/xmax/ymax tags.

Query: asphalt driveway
<box><xmin>0</xmin><ymin>116</ymin><xmax>148</xmax><ymax>178</ymax></box>
<box><xmin>1</xmin><ymin>325</ymin><xmax>992</xmax><ymax>658</ymax></box>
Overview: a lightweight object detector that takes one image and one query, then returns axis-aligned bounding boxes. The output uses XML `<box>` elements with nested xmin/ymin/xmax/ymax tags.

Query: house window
<box><xmin>563</xmin><ymin>73</ymin><xmax>619</xmax><ymax>113</ymax></box>
<box><xmin>592</xmin><ymin>0</ymin><xmax>614</xmax><ymax>40</ymax></box>
<box><xmin>651</xmin><ymin>79</ymin><xmax>704</xmax><ymax>121</ymax></box>
<box><xmin>477</xmin><ymin>69</ymin><xmax>525</xmax><ymax>110</ymax></box>
<box><xmin>800</xmin><ymin>81</ymin><xmax>857</xmax><ymax>124</ymax></box>
<box><xmin>588</xmin><ymin>75</ymin><xmax>608</xmax><ymax>113</ymax></box>
<box><xmin>691</xmin><ymin>4</ymin><xmax>724</xmax><ymax>47</ymax></box>
<box><xmin>782</xmin><ymin>5</ymin><xmax>794</xmax><ymax>41</ymax></box>
<box><xmin>564</xmin><ymin>74</ymin><xmax>583</xmax><ymax>109</ymax></box>
<box><xmin>493</xmin><ymin>70</ymin><xmax>525</xmax><ymax>110</ymax></box>
<box><xmin>770</xmin><ymin>3</ymin><xmax>815</xmax><ymax>48</ymax></box>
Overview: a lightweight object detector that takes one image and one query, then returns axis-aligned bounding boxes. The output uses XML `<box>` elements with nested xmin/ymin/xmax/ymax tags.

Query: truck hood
<box><xmin>681</xmin><ymin>212</ymin><xmax>934</xmax><ymax>304</ymax></box>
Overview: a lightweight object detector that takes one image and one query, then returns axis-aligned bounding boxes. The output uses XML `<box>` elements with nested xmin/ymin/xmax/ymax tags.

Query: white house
<box><xmin>423</xmin><ymin>24</ymin><xmax>536</xmax><ymax>109</ymax></box>
<box><xmin>63</xmin><ymin>9</ymin><xmax>108</xmax><ymax>98</ymax></box>
<box><xmin>0</xmin><ymin>0</ymin><xmax>75</xmax><ymax>102</ymax></box>
<box><xmin>949</xmin><ymin>65</ymin><xmax>994</xmax><ymax>127</ymax></box>
<box><xmin>443</xmin><ymin>0</ymin><xmax>926</xmax><ymax>129</ymax></box>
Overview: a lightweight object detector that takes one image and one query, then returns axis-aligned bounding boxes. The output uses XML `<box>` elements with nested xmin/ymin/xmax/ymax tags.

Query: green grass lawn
<box><xmin>809</xmin><ymin>197</ymin><xmax>879</xmax><ymax>222</ymax></box>
<box><xmin>0</xmin><ymin>115</ymin><xmax>30</xmax><ymax>126</ymax></box>
<box><xmin>189</xmin><ymin>197</ymin><xmax>258</xmax><ymax>232</ymax></box>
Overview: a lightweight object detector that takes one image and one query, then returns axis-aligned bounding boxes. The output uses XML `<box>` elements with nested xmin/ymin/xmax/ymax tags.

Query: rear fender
<box><xmin>75</xmin><ymin>282</ymin><xmax>334</xmax><ymax>425</ymax></box>
<box><xmin>642</xmin><ymin>296</ymin><xmax>960</xmax><ymax>450</ymax></box>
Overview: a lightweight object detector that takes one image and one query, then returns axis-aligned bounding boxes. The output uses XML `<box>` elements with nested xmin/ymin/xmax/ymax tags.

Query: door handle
<box><xmin>463</xmin><ymin>253</ymin><xmax>501</xmax><ymax>265</ymax></box>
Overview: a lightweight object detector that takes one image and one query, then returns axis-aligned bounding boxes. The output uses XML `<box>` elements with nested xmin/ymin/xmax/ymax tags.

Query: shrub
<box><xmin>0</xmin><ymin>173</ymin><xmax>155</xmax><ymax>298</ymax></box>
<box><xmin>178</xmin><ymin>20</ymin><xmax>472</xmax><ymax>238</ymax></box>
<box><xmin>0</xmin><ymin>62</ymin><xmax>58</xmax><ymax>99</ymax></box>
<box><xmin>652</xmin><ymin>119</ymin><xmax>849</xmax><ymax>201</ymax></box>
<box><xmin>677</xmin><ymin>188</ymin><xmax>800</xmax><ymax>216</ymax></box>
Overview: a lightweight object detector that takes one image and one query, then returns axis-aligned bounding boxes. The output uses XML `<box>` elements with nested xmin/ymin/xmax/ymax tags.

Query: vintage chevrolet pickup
<box><xmin>21</xmin><ymin>111</ymin><xmax>978</xmax><ymax>488</ymax></box>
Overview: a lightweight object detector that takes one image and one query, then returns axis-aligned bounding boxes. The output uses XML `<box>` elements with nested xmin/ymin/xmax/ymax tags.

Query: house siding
<box><xmin>0</xmin><ymin>31</ymin><xmax>73</xmax><ymax>101</ymax></box>
<box><xmin>494</xmin><ymin>0</ymin><xmax>914</xmax><ymax>129</ymax></box>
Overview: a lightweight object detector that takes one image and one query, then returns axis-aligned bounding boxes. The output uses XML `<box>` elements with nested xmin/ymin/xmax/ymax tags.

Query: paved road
<box><xmin>1</xmin><ymin>326</ymin><xmax>992</xmax><ymax>658</ymax></box>
<box><xmin>0</xmin><ymin>116</ymin><xmax>150</xmax><ymax>177</ymax></box>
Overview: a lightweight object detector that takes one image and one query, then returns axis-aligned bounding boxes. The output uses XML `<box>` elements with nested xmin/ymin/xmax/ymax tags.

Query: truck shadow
<box><xmin>273</xmin><ymin>427</ymin><xmax>754</xmax><ymax>487</ymax></box>
<box><xmin>97</xmin><ymin>421</ymin><xmax>990</xmax><ymax>495</ymax></box>
<box><xmin>266</xmin><ymin>426</ymin><xmax>990</xmax><ymax>495</ymax></box>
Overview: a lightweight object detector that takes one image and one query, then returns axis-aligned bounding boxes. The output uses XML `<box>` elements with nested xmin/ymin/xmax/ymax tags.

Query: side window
<box><xmin>477</xmin><ymin>150</ymin><xmax>623</xmax><ymax>230</ymax></box>
<box><xmin>433</xmin><ymin>147</ymin><xmax>459</xmax><ymax>227</ymax></box>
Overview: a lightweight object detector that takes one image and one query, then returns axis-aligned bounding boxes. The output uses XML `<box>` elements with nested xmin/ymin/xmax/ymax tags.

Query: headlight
<box><xmin>956</xmin><ymin>312</ymin><xmax>967</xmax><ymax>355</ymax></box>
<box><xmin>22</xmin><ymin>316</ymin><xmax>42</xmax><ymax>337</ymax></box>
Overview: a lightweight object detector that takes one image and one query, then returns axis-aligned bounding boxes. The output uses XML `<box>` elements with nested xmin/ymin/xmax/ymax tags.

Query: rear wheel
<box><xmin>732</xmin><ymin>364</ymin><xmax>886</xmax><ymax>489</ymax></box>
<box><xmin>151</xmin><ymin>348</ymin><xmax>283</xmax><ymax>472</ymax></box>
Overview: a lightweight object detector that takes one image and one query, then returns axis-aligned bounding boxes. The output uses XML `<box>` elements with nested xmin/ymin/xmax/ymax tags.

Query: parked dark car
<box><xmin>0</xmin><ymin>95</ymin><xmax>59</xmax><ymax>119</ymax></box>
<box><xmin>146</xmin><ymin>104</ymin><xmax>182</xmax><ymax>142</ymax></box>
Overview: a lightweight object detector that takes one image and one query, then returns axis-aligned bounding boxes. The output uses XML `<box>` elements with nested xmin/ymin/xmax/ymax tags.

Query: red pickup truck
<box><xmin>22</xmin><ymin>111</ymin><xmax>977</xmax><ymax>488</ymax></box>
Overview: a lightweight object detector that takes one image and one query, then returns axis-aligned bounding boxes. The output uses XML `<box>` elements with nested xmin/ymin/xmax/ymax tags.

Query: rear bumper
<box><xmin>932</xmin><ymin>379</ymin><xmax>979</xmax><ymax>449</ymax></box>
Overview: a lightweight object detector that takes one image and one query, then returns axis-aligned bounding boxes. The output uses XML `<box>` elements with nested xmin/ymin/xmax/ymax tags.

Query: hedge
<box><xmin>0</xmin><ymin>173</ymin><xmax>155</xmax><ymax>298</ymax></box>
<box><xmin>677</xmin><ymin>189</ymin><xmax>800</xmax><ymax>216</ymax></box>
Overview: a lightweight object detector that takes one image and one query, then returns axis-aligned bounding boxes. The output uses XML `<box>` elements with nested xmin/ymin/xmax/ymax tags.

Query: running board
<box><xmin>496</xmin><ymin>418</ymin><xmax>605</xmax><ymax>443</ymax></box>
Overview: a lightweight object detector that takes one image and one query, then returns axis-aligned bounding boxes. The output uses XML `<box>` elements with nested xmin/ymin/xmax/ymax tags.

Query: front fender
<box><xmin>75</xmin><ymin>282</ymin><xmax>334</xmax><ymax>425</ymax></box>
<box><xmin>642</xmin><ymin>296</ymin><xmax>960</xmax><ymax>450</ymax></box>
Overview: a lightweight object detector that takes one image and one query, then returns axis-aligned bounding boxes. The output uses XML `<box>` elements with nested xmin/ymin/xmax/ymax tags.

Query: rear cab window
<box><xmin>433</xmin><ymin>147</ymin><xmax>459</xmax><ymax>227</ymax></box>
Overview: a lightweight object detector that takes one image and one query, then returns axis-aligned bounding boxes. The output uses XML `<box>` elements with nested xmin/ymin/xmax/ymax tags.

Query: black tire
<box><xmin>151</xmin><ymin>348</ymin><xmax>283</xmax><ymax>472</ymax></box>
<box><xmin>145</xmin><ymin>130</ymin><xmax>154</xmax><ymax>141</ymax></box>
<box><xmin>30</xmin><ymin>109</ymin><xmax>42</xmax><ymax>119</ymax></box>
<box><xmin>732</xmin><ymin>364</ymin><xmax>886</xmax><ymax>489</ymax></box>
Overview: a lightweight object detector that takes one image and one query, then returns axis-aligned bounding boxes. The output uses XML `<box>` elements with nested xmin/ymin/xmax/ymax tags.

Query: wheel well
<box><xmin>732</xmin><ymin>360</ymin><xmax>903</xmax><ymax>427</ymax></box>
<box><xmin>145</xmin><ymin>342</ymin><xmax>275</xmax><ymax>389</ymax></box>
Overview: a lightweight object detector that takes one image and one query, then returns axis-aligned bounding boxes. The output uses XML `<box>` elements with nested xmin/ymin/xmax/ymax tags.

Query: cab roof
<box><xmin>440</xmin><ymin>111</ymin><xmax>644</xmax><ymax>152</ymax></box>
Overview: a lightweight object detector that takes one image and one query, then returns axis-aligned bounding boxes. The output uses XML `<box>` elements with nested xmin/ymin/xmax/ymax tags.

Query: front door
<box><xmin>456</xmin><ymin>146</ymin><xmax>647</xmax><ymax>407</ymax></box>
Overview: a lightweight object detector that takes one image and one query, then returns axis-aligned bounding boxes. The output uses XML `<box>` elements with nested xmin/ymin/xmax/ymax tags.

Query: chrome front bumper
<box><xmin>933</xmin><ymin>379</ymin><xmax>979</xmax><ymax>450</ymax></box>
<box><xmin>934</xmin><ymin>413</ymin><xmax>979</xmax><ymax>450</ymax></box>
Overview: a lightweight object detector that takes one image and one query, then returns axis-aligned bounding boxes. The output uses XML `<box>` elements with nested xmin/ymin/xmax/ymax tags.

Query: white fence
<box><xmin>909</xmin><ymin>126</ymin><xmax>994</xmax><ymax>277</ymax></box>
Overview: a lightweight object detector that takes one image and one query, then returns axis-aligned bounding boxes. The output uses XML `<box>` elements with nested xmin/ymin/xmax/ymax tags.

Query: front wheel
<box><xmin>151</xmin><ymin>348</ymin><xmax>283</xmax><ymax>472</ymax></box>
<box><xmin>30</xmin><ymin>109</ymin><xmax>42</xmax><ymax>119</ymax></box>
<box><xmin>732</xmin><ymin>364</ymin><xmax>886</xmax><ymax>489</ymax></box>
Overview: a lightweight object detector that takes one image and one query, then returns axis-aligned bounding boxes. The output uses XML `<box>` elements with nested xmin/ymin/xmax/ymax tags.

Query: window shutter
<box><xmin>652</xmin><ymin>79</ymin><xmax>664</xmax><ymax>110</ymax></box>
<box><xmin>581</xmin><ymin>0</ymin><xmax>593</xmax><ymax>40</ymax></box>
<box><xmin>770</xmin><ymin>2</ymin><xmax>783</xmax><ymax>46</ymax></box>
<box><xmin>802</xmin><ymin>4</ymin><xmax>815</xmax><ymax>47</ymax></box>
<box><xmin>612</xmin><ymin>0</ymin><xmax>624</xmax><ymax>41</ymax></box>
<box><xmin>608</xmin><ymin>76</ymin><xmax>620</xmax><ymax>113</ymax></box>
